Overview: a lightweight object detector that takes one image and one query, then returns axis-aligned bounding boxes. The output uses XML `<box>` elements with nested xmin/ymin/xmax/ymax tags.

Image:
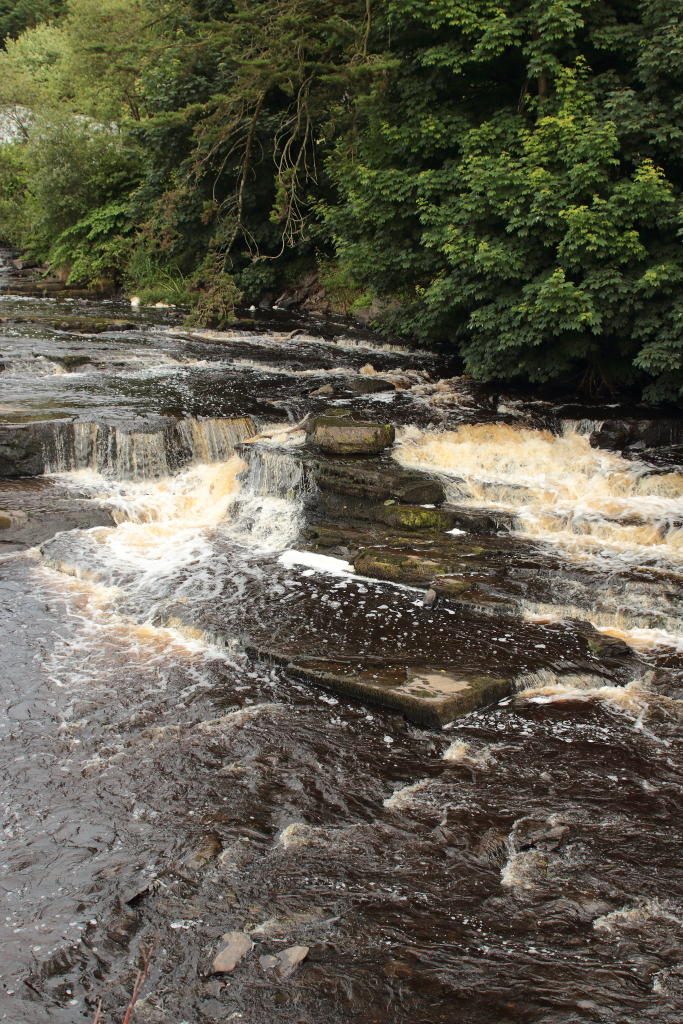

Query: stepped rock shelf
<box><xmin>38</xmin><ymin>406</ymin><xmax>642</xmax><ymax>728</ymax></box>
<box><xmin>4</xmin><ymin>282</ymin><xmax>681</xmax><ymax>724</ymax></box>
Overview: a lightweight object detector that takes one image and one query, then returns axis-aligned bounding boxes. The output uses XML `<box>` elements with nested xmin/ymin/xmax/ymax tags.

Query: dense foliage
<box><xmin>2</xmin><ymin>0</ymin><xmax>683</xmax><ymax>398</ymax></box>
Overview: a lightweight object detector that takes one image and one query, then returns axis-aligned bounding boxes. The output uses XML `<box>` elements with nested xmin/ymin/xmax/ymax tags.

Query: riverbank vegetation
<box><xmin>1</xmin><ymin>0</ymin><xmax>683</xmax><ymax>399</ymax></box>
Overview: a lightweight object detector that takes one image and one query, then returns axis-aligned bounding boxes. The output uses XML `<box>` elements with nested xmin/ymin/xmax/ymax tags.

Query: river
<box><xmin>1</xmin><ymin>266</ymin><xmax>683</xmax><ymax>1024</ymax></box>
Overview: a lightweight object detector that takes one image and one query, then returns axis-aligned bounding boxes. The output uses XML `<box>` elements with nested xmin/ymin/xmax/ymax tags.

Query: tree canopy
<box><xmin>2</xmin><ymin>0</ymin><xmax>683</xmax><ymax>399</ymax></box>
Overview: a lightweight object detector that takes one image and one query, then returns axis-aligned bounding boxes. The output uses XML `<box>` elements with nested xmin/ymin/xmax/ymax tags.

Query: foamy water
<box><xmin>394</xmin><ymin>422</ymin><xmax>683</xmax><ymax>564</ymax></box>
<box><xmin>4</xmin><ymin>292</ymin><xmax>683</xmax><ymax>1020</ymax></box>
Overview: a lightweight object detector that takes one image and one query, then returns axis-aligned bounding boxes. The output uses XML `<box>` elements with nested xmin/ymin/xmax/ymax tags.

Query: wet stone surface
<box><xmin>3</xmin><ymin>559</ymin><xmax>683</xmax><ymax>1023</ymax></box>
<box><xmin>3</xmin><ymin>284</ymin><xmax>683</xmax><ymax>1021</ymax></box>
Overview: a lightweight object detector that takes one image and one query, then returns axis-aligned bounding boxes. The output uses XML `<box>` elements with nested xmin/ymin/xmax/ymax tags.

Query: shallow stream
<box><xmin>2</xmin><ymin>270</ymin><xmax>683</xmax><ymax>1024</ymax></box>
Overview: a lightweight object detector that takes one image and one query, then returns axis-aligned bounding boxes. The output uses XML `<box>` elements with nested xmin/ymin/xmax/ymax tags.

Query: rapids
<box><xmin>2</xmin><ymin>275</ymin><xmax>683</xmax><ymax>1023</ymax></box>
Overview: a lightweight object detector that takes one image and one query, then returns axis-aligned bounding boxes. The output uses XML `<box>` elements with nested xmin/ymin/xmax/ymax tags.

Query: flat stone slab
<box><xmin>0</xmin><ymin>477</ymin><xmax>116</xmax><ymax>551</ymax></box>
<box><xmin>284</xmin><ymin>659</ymin><xmax>511</xmax><ymax>728</ymax></box>
<box><xmin>313</xmin><ymin>457</ymin><xmax>445</xmax><ymax>505</ymax></box>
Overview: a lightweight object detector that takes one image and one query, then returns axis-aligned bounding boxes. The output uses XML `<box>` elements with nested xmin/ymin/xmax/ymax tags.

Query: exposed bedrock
<box><xmin>590</xmin><ymin>417</ymin><xmax>683</xmax><ymax>453</ymax></box>
<box><xmin>295</xmin><ymin>447</ymin><xmax>661</xmax><ymax>652</ymax></box>
<box><xmin>0</xmin><ymin>422</ymin><xmax>60</xmax><ymax>477</ymax></box>
<box><xmin>312</xmin><ymin>457</ymin><xmax>445</xmax><ymax>505</ymax></box>
<box><xmin>0</xmin><ymin>415</ymin><xmax>255</xmax><ymax>479</ymax></box>
<box><xmin>0</xmin><ymin>478</ymin><xmax>116</xmax><ymax>552</ymax></box>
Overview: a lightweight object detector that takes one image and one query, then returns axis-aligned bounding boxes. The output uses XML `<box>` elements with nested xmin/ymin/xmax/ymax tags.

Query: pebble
<box><xmin>276</xmin><ymin>945</ymin><xmax>309</xmax><ymax>978</ymax></box>
<box><xmin>259</xmin><ymin>945</ymin><xmax>309</xmax><ymax>978</ymax></box>
<box><xmin>211</xmin><ymin>931</ymin><xmax>253</xmax><ymax>973</ymax></box>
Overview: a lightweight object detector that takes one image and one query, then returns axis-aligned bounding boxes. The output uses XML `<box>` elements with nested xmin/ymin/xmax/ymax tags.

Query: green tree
<box><xmin>0</xmin><ymin>0</ymin><xmax>64</xmax><ymax>49</ymax></box>
<box><xmin>324</xmin><ymin>0</ymin><xmax>683</xmax><ymax>398</ymax></box>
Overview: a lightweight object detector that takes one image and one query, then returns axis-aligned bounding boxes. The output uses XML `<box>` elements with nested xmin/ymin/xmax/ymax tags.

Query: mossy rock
<box><xmin>354</xmin><ymin>548</ymin><xmax>479</xmax><ymax>586</ymax></box>
<box><xmin>586</xmin><ymin>633</ymin><xmax>633</xmax><ymax>658</ymax></box>
<box><xmin>0</xmin><ymin>513</ymin><xmax>11</xmax><ymax>529</ymax></box>
<box><xmin>430</xmin><ymin>578</ymin><xmax>469</xmax><ymax>596</ymax></box>
<box><xmin>49</xmin><ymin>319</ymin><xmax>136</xmax><ymax>334</ymax></box>
<box><xmin>379</xmin><ymin>504</ymin><xmax>455</xmax><ymax>531</ymax></box>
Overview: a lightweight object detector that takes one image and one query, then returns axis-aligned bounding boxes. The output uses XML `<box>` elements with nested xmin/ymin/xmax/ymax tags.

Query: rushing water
<box><xmin>2</xmin><ymin>280</ymin><xmax>683</xmax><ymax>1024</ymax></box>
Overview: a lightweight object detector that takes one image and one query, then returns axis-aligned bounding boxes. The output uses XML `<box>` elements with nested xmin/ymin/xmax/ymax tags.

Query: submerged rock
<box><xmin>310</xmin><ymin>409</ymin><xmax>395</xmax><ymax>456</ymax></box>
<box><xmin>353</xmin><ymin>545</ymin><xmax>484</xmax><ymax>588</ymax></box>
<box><xmin>49</xmin><ymin>318</ymin><xmax>137</xmax><ymax>334</ymax></box>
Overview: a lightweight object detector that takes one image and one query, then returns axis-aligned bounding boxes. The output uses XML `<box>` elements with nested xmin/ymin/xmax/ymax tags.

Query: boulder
<box><xmin>259</xmin><ymin>945</ymin><xmax>309</xmax><ymax>978</ymax></box>
<box><xmin>275</xmin><ymin>945</ymin><xmax>309</xmax><ymax>979</ymax></box>
<box><xmin>274</xmin><ymin>270</ymin><xmax>320</xmax><ymax>309</ymax></box>
<box><xmin>311</xmin><ymin>410</ymin><xmax>395</xmax><ymax>456</ymax></box>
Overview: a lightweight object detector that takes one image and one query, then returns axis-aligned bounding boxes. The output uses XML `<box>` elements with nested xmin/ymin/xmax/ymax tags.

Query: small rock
<box><xmin>344</xmin><ymin>377</ymin><xmax>395</xmax><ymax>395</ymax></box>
<box><xmin>276</xmin><ymin>945</ymin><xmax>309</xmax><ymax>979</ymax></box>
<box><xmin>0</xmin><ymin>513</ymin><xmax>11</xmax><ymax>530</ymax></box>
<box><xmin>204</xmin><ymin>980</ymin><xmax>226</xmax><ymax>997</ymax></box>
<box><xmin>422</xmin><ymin>588</ymin><xmax>437</xmax><ymax>608</ymax></box>
<box><xmin>309</xmin><ymin>384</ymin><xmax>335</xmax><ymax>396</ymax></box>
<box><xmin>212</xmin><ymin>931</ymin><xmax>253</xmax><ymax>973</ymax></box>
<box><xmin>259</xmin><ymin>954</ymin><xmax>279</xmax><ymax>970</ymax></box>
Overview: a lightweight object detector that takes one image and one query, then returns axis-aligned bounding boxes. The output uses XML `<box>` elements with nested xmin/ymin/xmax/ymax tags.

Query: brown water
<box><xmin>2</xmin><ymin>281</ymin><xmax>683</xmax><ymax>1024</ymax></box>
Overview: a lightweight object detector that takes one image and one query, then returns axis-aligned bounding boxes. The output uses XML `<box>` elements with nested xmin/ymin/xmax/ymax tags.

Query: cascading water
<box><xmin>393</xmin><ymin>421</ymin><xmax>683</xmax><ymax>639</ymax></box>
<box><xmin>3</xmin><ymin>292</ymin><xmax>683</xmax><ymax>1023</ymax></box>
<box><xmin>42</xmin><ymin>415</ymin><xmax>255</xmax><ymax>480</ymax></box>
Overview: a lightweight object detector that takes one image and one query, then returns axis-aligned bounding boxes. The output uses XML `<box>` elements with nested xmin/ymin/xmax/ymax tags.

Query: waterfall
<box><xmin>392</xmin><ymin>422</ymin><xmax>683</xmax><ymax>557</ymax></box>
<box><xmin>41</xmin><ymin>416</ymin><xmax>255</xmax><ymax>480</ymax></box>
<box><xmin>222</xmin><ymin>442</ymin><xmax>315</xmax><ymax>550</ymax></box>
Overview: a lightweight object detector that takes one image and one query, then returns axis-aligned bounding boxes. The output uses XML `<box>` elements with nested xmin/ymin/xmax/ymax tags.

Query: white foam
<box><xmin>278</xmin><ymin>550</ymin><xmax>355</xmax><ymax>575</ymax></box>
